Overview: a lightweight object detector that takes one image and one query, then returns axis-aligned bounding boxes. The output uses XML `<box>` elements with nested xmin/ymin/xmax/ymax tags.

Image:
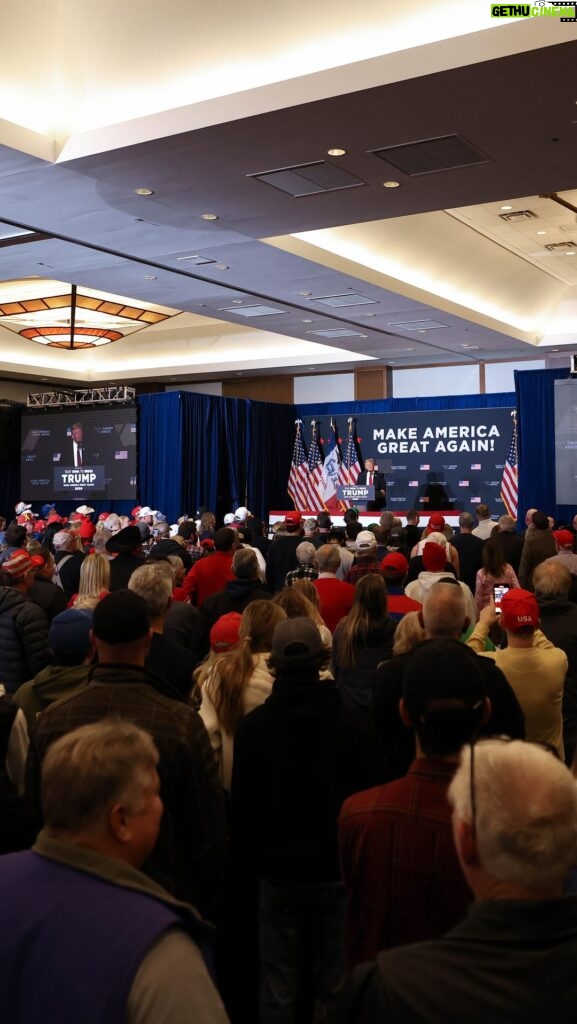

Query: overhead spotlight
<box><xmin>383</xmin><ymin>180</ymin><xmax>400</xmax><ymax>188</ymax></box>
<box><xmin>327</xmin><ymin>148</ymin><xmax>347</xmax><ymax>157</ymax></box>
<box><xmin>201</xmin><ymin>213</ymin><xmax>219</xmax><ymax>221</ymax></box>
<box><xmin>133</xmin><ymin>188</ymin><xmax>155</xmax><ymax>196</ymax></box>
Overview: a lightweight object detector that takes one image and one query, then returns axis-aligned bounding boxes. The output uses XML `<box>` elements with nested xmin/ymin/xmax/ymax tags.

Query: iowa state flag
<box><xmin>321</xmin><ymin>419</ymin><xmax>345</xmax><ymax>513</ymax></box>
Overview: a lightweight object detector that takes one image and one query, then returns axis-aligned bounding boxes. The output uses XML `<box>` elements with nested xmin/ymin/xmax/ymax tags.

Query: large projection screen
<box><xmin>554</xmin><ymin>378</ymin><xmax>577</xmax><ymax>505</ymax></box>
<box><xmin>21</xmin><ymin>406</ymin><xmax>137</xmax><ymax>501</ymax></box>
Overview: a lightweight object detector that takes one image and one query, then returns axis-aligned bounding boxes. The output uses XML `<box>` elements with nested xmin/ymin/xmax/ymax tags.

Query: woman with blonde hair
<box><xmin>71</xmin><ymin>553</ymin><xmax>110</xmax><ymax>610</ymax></box>
<box><xmin>332</xmin><ymin>574</ymin><xmax>396</xmax><ymax>710</ymax></box>
<box><xmin>274</xmin><ymin>584</ymin><xmax>332</xmax><ymax>647</ymax></box>
<box><xmin>392</xmin><ymin>610</ymin><xmax>426</xmax><ymax>656</ymax></box>
<box><xmin>200</xmin><ymin>600</ymin><xmax>286</xmax><ymax>790</ymax></box>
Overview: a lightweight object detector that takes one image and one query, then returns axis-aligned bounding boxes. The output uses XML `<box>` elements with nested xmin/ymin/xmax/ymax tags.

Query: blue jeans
<box><xmin>259</xmin><ymin>878</ymin><xmax>346</xmax><ymax>1024</ymax></box>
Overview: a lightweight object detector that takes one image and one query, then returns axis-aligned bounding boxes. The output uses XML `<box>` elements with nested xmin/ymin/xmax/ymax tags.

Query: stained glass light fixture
<box><xmin>0</xmin><ymin>279</ymin><xmax>178</xmax><ymax>349</ymax></box>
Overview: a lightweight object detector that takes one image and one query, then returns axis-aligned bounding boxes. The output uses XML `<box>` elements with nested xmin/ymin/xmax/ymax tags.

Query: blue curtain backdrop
<box><xmin>515</xmin><ymin>366</ymin><xmax>572</xmax><ymax>524</ymax></box>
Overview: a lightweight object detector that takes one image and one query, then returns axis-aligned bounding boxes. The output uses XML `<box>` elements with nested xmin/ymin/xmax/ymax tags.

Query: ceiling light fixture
<box><xmin>133</xmin><ymin>188</ymin><xmax>155</xmax><ymax>196</ymax></box>
<box><xmin>0</xmin><ymin>279</ymin><xmax>176</xmax><ymax>350</ymax></box>
<box><xmin>566</xmin><ymin>250</ymin><xmax>576</xmax><ymax>256</ymax></box>
<box><xmin>536</xmin><ymin>230</ymin><xmax>547</xmax><ymax>236</ymax></box>
<box><xmin>327</xmin><ymin>148</ymin><xmax>347</xmax><ymax>157</ymax></box>
<box><xmin>500</xmin><ymin>204</ymin><xmax>513</xmax><ymax>211</ymax></box>
<box><xmin>383</xmin><ymin>180</ymin><xmax>401</xmax><ymax>188</ymax></box>
<box><xmin>215</xmin><ymin>263</ymin><xmax>229</xmax><ymax>269</ymax></box>
<box><xmin>201</xmin><ymin>213</ymin><xmax>219</xmax><ymax>221</ymax></box>
<box><xmin>144</xmin><ymin>275</ymin><xmax>157</xmax><ymax>280</ymax></box>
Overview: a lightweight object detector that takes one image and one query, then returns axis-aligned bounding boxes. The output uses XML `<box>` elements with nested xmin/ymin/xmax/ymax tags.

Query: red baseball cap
<box><xmin>554</xmin><ymin>529</ymin><xmax>573</xmax><ymax>549</ymax></box>
<box><xmin>428</xmin><ymin>513</ymin><xmax>446</xmax><ymax>530</ymax></box>
<box><xmin>500</xmin><ymin>588</ymin><xmax>540</xmax><ymax>632</ymax></box>
<box><xmin>380</xmin><ymin>552</ymin><xmax>409</xmax><ymax>576</ymax></box>
<box><xmin>285</xmin><ymin>512</ymin><xmax>302</xmax><ymax>528</ymax></box>
<box><xmin>210</xmin><ymin>612</ymin><xmax>242</xmax><ymax>652</ymax></box>
<box><xmin>3</xmin><ymin>550</ymin><xmax>43</xmax><ymax>579</ymax></box>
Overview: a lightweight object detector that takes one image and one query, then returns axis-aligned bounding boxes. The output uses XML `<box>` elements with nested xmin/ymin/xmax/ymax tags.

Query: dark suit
<box><xmin>357</xmin><ymin>471</ymin><xmax>387</xmax><ymax>511</ymax></box>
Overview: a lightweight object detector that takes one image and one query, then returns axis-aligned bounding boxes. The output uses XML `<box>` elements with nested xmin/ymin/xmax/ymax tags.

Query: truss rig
<box><xmin>27</xmin><ymin>387</ymin><xmax>136</xmax><ymax>408</ymax></box>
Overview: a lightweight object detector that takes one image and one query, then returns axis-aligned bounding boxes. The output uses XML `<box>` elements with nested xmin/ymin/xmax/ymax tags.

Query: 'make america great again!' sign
<box><xmin>307</xmin><ymin>406</ymin><xmax>515</xmax><ymax>513</ymax></box>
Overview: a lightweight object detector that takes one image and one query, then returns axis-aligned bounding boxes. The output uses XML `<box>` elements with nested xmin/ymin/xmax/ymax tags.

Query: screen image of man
<box><xmin>71</xmin><ymin>421</ymin><xmax>84</xmax><ymax>467</ymax></box>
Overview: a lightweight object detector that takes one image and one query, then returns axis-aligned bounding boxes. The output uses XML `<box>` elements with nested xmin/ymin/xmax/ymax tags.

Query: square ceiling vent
<box><xmin>388</xmin><ymin>319</ymin><xmax>447</xmax><ymax>331</ymax></box>
<box><xmin>310</xmin><ymin>293</ymin><xmax>376</xmax><ymax>308</ymax></box>
<box><xmin>371</xmin><ymin>134</ymin><xmax>488</xmax><ymax>176</ymax></box>
<box><xmin>308</xmin><ymin>328</ymin><xmax>366</xmax><ymax>338</ymax></box>
<box><xmin>219</xmin><ymin>304</ymin><xmax>286</xmax><ymax>317</ymax></box>
<box><xmin>250</xmin><ymin>161</ymin><xmax>365</xmax><ymax>197</ymax></box>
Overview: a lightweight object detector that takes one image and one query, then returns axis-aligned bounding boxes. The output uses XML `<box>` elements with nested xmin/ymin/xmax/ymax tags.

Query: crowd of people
<box><xmin>2</xmin><ymin>496</ymin><xmax>577</xmax><ymax>1021</ymax></box>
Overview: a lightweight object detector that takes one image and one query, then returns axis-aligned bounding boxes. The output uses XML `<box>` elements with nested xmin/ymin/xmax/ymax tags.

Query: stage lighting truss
<box><xmin>27</xmin><ymin>387</ymin><xmax>136</xmax><ymax>408</ymax></box>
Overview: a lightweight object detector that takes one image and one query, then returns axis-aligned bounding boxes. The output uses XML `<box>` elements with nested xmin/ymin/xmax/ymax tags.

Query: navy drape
<box><xmin>515</xmin><ymin>367</ymin><xmax>571</xmax><ymax>524</ymax></box>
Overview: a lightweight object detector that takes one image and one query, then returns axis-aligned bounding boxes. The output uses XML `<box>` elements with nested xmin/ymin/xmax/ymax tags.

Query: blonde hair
<box><xmin>392</xmin><ymin>610</ymin><xmax>425</xmax><ymax>655</ymax></box>
<box><xmin>74</xmin><ymin>554</ymin><xmax>110</xmax><ymax>610</ymax></box>
<box><xmin>273</xmin><ymin>587</ymin><xmax>324</xmax><ymax>628</ymax></box>
<box><xmin>205</xmin><ymin>601</ymin><xmax>286</xmax><ymax>734</ymax></box>
<box><xmin>291</xmin><ymin>579</ymin><xmax>324</xmax><ymax>625</ymax></box>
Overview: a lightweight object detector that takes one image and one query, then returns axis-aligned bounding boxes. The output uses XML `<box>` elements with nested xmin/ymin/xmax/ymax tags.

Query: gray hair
<box><xmin>296</xmin><ymin>542</ymin><xmax>316</xmax><ymax>566</ymax></box>
<box><xmin>459</xmin><ymin>512</ymin><xmax>474</xmax><ymax>530</ymax></box>
<box><xmin>533</xmin><ymin>559</ymin><xmax>572</xmax><ymax>598</ymax></box>
<box><xmin>449</xmin><ymin>740</ymin><xmax>577</xmax><ymax>892</ymax></box>
<box><xmin>422</xmin><ymin>581</ymin><xmax>467</xmax><ymax>638</ymax></box>
<box><xmin>42</xmin><ymin>720</ymin><xmax>158</xmax><ymax>835</ymax></box>
<box><xmin>128</xmin><ymin>561</ymin><xmax>172</xmax><ymax>617</ymax></box>
<box><xmin>315</xmin><ymin>544</ymin><xmax>341</xmax><ymax>574</ymax></box>
<box><xmin>232</xmin><ymin>547</ymin><xmax>258</xmax><ymax>579</ymax></box>
<box><xmin>498</xmin><ymin>515</ymin><xmax>516</xmax><ymax>533</ymax></box>
<box><xmin>379</xmin><ymin>512</ymin><xmax>395</xmax><ymax>530</ymax></box>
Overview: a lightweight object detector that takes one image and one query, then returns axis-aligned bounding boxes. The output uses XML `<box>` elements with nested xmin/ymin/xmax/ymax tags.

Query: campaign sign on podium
<box><xmin>337</xmin><ymin>484</ymin><xmax>374</xmax><ymax>503</ymax></box>
<box><xmin>54</xmin><ymin>466</ymin><xmax>105</xmax><ymax>493</ymax></box>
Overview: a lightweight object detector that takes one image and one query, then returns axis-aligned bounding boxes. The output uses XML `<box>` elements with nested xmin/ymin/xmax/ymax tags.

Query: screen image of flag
<box><xmin>501</xmin><ymin>417</ymin><xmax>518</xmax><ymax>519</ymax></box>
<box><xmin>321</xmin><ymin>421</ymin><xmax>344</xmax><ymax>513</ymax></box>
<box><xmin>287</xmin><ymin>423</ymin><xmax>309</xmax><ymax>510</ymax></box>
<box><xmin>307</xmin><ymin>427</ymin><xmax>325</xmax><ymax>512</ymax></box>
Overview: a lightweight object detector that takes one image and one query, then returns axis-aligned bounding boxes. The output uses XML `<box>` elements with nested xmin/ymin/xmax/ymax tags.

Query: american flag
<box><xmin>307</xmin><ymin>421</ymin><xmax>325</xmax><ymax>511</ymax></box>
<box><xmin>500</xmin><ymin>414</ymin><xmax>518</xmax><ymax>519</ymax></box>
<box><xmin>287</xmin><ymin>420</ymin><xmax>309</xmax><ymax>510</ymax></box>
<box><xmin>337</xmin><ymin>418</ymin><xmax>361</xmax><ymax>496</ymax></box>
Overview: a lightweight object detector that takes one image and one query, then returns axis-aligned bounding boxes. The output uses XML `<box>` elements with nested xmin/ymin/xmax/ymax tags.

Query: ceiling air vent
<box><xmin>371</xmin><ymin>134</ymin><xmax>488</xmax><ymax>176</ymax></box>
<box><xmin>545</xmin><ymin>241</ymin><xmax>577</xmax><ymax>252</ymax></box>
<box><xmin>310</xmin><ymin>293</ymin><xmax>376</xmax><ymax>308</ymax></box>
<box><xmin>219</xmin><ymin>304</ymin><xmax>286</xmax><ymax>317</ymax></box>
<box><xmin>250</xmin><ymin>161</ymin><xmax>365</xmax><ymax>197</ymax></box>
<box><xmin>499</xmin><ymin>210</ymin><xmax>537</xmax><ymax>222</ymax></box>
<box><xmin>388</xmin><ymin>319</ymin><xmax>447</xmax><ymax>332</ymax></box>
<box><xmin>308</xmin><ymin>328</ymin><xmax>366</xmax><ymax>339</ymax></box>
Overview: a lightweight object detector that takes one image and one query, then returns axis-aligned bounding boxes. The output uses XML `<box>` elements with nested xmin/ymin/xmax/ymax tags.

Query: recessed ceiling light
<box><xmin>383</xmin><ymin>180</ymin><xmax>400</xmax><ymax>188</ymax></box>
<box><xmin>302</xmin><ymin>318</ymin><xmax>313</xmax><ymax>323</ymax></box>
<box><xmin>144</xmin><ymin>275</ymin><xmax>157</xmax><ymax>280</ymax></box>
<box><xmin>232</xmin><ymin>300</ymin><xmax>243</xmax><ymax>304</ymax></box>
<box><xmin>565</xmin><ymin>250</ymin><xmax>576</xmax><ymax>256</ymax></box>
<box><xmin>417</xmin><ymin>329</ymin><xmax>426</xmax><ymax>333</ymax></box>
<box><xmin>215</xmin><ymin>263</ymin><xmax>229</xmax><ymax>269</ymax></box>
<box><xmin>298</xmin><ymin>291</ymin><xmax>312</xmax><ymax>297</ymax></box>
<box><xmin>500</xmin><ymin>204</ymin><xmax>513</xmax><ymax>211</ymax></box>
<box><xmin>536</xmin><ymin>230</ymin><xmax>547</xmax><ymax>236</ymax></box>
<box><xmin>201</xmin><ymin>213</ymin><xmax>219</xmax><ymax>221</ymax></box>
<box><xmin>133</xmin><ymin>187</ymin><xmax>155</xmax><ymax>196</ymax></box>
<box><xmin>327</xmin><ymin>148</ymin><xmax>346</xmax><ymax>157</ymax></box>
<box><xmin>551</xmin><ymin>349</ymin><xmax>559</xmax><ymax>353</ymax></box>
<box><xmin>309</xmin><ymin>366</ymin><xmax>316</xmax><ymax>370</ymax></box>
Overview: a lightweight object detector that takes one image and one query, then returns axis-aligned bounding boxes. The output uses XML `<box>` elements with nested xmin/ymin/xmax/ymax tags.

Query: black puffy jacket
<box><xmin>0</xmin><ymin>588</ymin><xmax>50</xmax><ymax>693</ymax></box>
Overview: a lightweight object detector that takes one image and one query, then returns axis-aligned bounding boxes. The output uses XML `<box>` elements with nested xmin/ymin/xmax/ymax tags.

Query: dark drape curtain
<box><xmin>297</xmin><ymin>394</ymin><xmax>515</xmax><ymax>418</ymax></box>
<box><xmin>138</xmin><ymin>392</ymin><xmax>184</xmax><ymax>521</ymax></box>
<box><xmin>0</xmin><ymin>406</ymin><xmax>23</xmax><ymax>522</ymax></box>
<box><xmin>515</xmin><ymin>367</ymin><xmax>571</xmax><ymax>524</ymax></box>
<box><xmin>246</xmin><ymin>400</ymin><xmax>296</xmax><ymax>515</ymax></box>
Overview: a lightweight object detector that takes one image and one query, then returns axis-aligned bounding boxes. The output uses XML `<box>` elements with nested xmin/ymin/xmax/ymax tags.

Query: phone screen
<box><xmin>494</xmin><ymin>585</ymin><xmax>510</xmax><ymax>613</ymax></box>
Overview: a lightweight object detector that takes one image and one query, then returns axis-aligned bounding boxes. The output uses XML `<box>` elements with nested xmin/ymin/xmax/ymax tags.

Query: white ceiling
<box><xmin>0</xmin><ymin>1</ymin><xmax>576</xmax><ymax>386</ymax></box>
